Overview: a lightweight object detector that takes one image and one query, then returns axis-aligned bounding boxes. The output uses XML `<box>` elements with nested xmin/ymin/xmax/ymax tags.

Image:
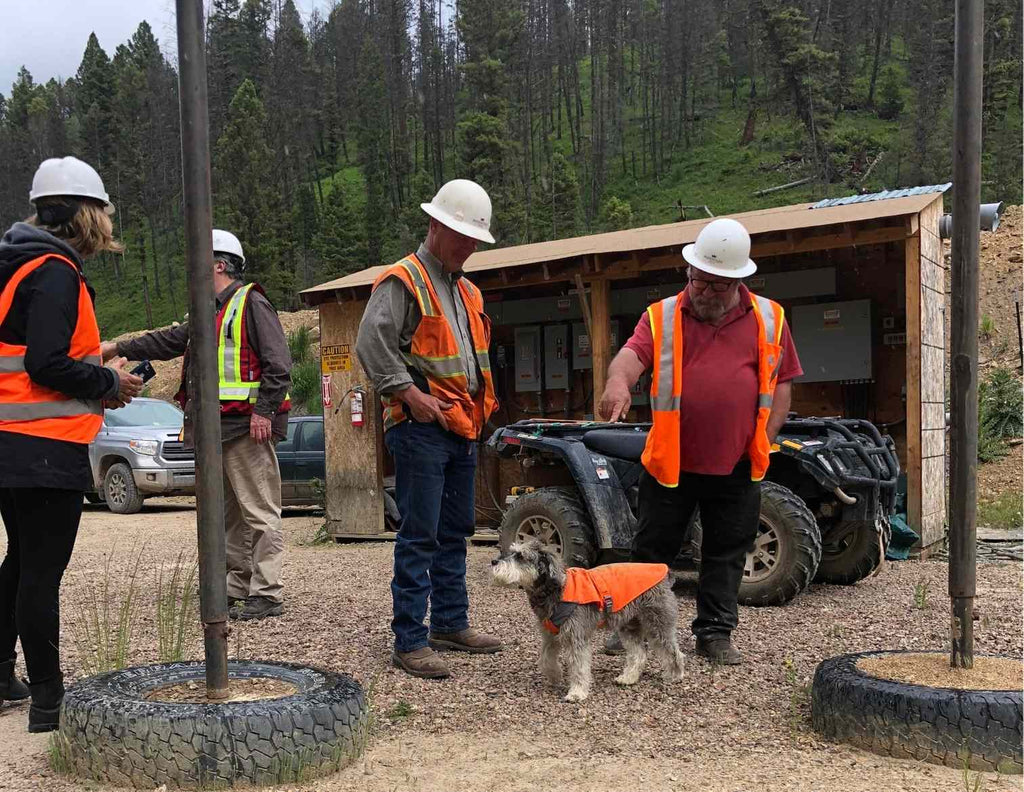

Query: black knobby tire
<box><xmin>815</xmin><ymin>515</ymin><xmax>892</xmax><ymax>585</ymax></box>
<box><xmin>58</xmin><ymin>660</ymin><xmax>369</xmax><ymax>788</ymax></box>
<box><xmin>499</xmin><ymin>487</ymin><xmax>597</xmax><ymax>568</ymax></box>
<box><xmin>104</xmin><ymin>462</ymin><xmax>145</xmax><ymax>514</ymax></box>
<box><xmin>812</xmin><ymin>651</ymin><xmax>1023</xmax><ymax>773</ymax></box>
<box><xmin>737</xmin><ymin>481</ymin><xmax>821</xmax><ymax>606</ymax></box>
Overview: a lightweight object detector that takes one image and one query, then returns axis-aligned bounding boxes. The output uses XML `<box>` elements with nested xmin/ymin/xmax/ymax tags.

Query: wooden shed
<box><xmin>301</xmin><ymin>187</ymin><xmax>950</xmax><ymax>555</ymax></box>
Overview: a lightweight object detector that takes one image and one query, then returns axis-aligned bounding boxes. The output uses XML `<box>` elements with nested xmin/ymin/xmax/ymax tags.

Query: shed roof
<box><xmin>302</xmin><ymin>190</ymin><xmax>944</xmax><ymax>302</ymax></box>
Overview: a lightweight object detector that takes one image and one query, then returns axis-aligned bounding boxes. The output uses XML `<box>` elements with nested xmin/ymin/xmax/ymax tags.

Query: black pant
<box><xmin>0</xmin><ymin>487</ymin><xmax>82</xmax><ymax>683</ymax></box>
<box><xmin>632</xmin><ymin>464</ymin><xmax>761</xmax><ymax>640</ymax></box>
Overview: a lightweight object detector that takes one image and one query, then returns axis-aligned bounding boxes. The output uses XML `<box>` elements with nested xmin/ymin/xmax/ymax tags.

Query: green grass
<box><xmin>977</xmin><ymin>492</ymin><xmax>1024</xmax><ymax>531</ymax></box>
<box><xmin>155</xmin><ymin>551</ymin><xmax>200</xmax><ymax>663</ymax></box>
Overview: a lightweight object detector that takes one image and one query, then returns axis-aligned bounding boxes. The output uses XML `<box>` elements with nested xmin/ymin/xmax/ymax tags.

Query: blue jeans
<box><xmin>385</xmin><ymin>421</ymin><xmax>477</xmax><ymax>653</ymax></box>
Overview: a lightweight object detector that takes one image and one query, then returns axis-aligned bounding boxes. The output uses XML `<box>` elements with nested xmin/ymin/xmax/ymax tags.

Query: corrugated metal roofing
<box><xmin>810</xmin><ymin>183</ymin><xmax>951</xmax><ymax>209</ymax></box>
<box><xmin>303</xmin><ymin>189</ymin><xmax>945</xmax><ymax>300</ymax></box>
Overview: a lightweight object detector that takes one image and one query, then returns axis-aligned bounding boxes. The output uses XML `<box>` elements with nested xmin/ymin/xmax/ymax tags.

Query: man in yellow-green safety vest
<box><xmin>103</xmin><ymin>230</ymin><xmax>293</xmax><ymax>621</ymax></box>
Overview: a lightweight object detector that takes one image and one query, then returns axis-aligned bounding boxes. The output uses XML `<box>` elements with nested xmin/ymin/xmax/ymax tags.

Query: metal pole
<box><xmin>948</xmin><ymin>0</ymin><xmax>984</xmax><ymax>670</ymax></box>
<box><xmin>175</xmin><ymin>0</ymin><xmax>229</xmax><ymax>696</ymax></box>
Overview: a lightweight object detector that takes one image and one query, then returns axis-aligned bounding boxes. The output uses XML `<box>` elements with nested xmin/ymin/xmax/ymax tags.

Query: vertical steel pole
<box><xmin>948</xmin><ymin>0</ymin><xmax>984</xmax><ymax>670</ymax></box>
<box><xmin>175</xmin><ymin>0</ymin><xmax>229</xmax><ymax>696</ymax></box>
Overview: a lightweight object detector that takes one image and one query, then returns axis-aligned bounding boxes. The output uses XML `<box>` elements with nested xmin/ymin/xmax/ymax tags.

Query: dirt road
<box><xmin>0</xmin><ymin>503</ymin><xmax>1020</xmax><ymax>792</ymax></box>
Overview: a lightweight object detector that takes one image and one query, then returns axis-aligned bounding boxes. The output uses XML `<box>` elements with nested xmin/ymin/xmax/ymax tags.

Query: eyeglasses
<box><xmin>687</xmin><ymin>270</ymin><xmax>736</xmax><ymax>293</ymax></box>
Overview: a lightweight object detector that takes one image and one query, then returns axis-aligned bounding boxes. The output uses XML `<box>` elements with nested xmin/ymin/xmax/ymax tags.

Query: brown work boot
<box><xmin>392</xmin><ymin>647</ymin><xmax>451</xmax><ymax>679</ymax></box>
<box><xmin>428</xmin><ymin>628</ymin><xmax>503</xmax><ymax>654</ymax></box>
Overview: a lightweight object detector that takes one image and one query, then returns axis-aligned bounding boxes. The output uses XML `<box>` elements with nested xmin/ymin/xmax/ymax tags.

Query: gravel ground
<box><xmin>0</xmin><ymin>502</ymin><xmax>1021</xmax><ymax>792</ymax></box>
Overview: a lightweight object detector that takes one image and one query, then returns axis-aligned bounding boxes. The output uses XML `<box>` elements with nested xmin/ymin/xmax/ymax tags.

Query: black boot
<box><xmin>0</xmin><ymin>656</ymin><xmax>30</xmax><ymax>703</ymax></box>
<box><xmin>28</xmin><ymin>674</ymin><xmax>64</xmax><ymax>733</ymax></box>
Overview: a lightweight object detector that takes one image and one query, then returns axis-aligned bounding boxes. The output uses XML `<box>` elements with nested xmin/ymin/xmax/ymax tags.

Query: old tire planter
<box><xmin>58</xmin><ymin>660</ymin><xmax>368</xmax><ymax>788</ymax></box>
<box><xmin>812</xmin><ymin>651</ymin><xmax>1022</xmax><ymax>773</ymax></box>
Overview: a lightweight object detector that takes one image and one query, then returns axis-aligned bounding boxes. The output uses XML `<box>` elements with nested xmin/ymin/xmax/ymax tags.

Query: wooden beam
<box><xmin>590</xmin><ymin>279</ymin><xmax>611</xmax><ymax>410</ymax></box>
<box><xmin>905</xmin><ymin>233</ymin><xmax>924</xmax><ymax>544</ymax></box>
<box><xmin>573</xmin><ymin>274</ymin><xmax>593</xmax><ymax>340</ymax></box>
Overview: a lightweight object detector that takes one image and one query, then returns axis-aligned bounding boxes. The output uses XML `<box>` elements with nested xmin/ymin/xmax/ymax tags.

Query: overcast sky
<box><xmin>0</xmin><ymin>0</ymin><xmax>333</xmax><ymax>96</ymax></box>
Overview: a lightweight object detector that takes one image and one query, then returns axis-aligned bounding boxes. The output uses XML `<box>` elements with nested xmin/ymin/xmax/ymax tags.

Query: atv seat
<box><xmin>582</xmin><ymin>429</ymin><xmax>649</xmax><ymax>462</ymax></box>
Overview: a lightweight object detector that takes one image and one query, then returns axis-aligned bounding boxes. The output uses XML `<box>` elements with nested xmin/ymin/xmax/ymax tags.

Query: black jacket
<box><xmin>0</xmin><ymin>223</ymin><xmax>118</xmax><ymax>491</ymax></box>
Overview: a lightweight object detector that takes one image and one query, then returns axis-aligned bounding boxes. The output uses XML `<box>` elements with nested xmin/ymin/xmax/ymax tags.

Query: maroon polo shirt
<box><xmin>623</xmin><ymin>284</ymin><xmax>802</xmax><ymax>475</ymax></box>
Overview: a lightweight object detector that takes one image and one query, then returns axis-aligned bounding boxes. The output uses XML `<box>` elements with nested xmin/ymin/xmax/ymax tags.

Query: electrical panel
<box><xmin>793</xmin><ymin>299</ymin><xmax>873</xmax><ymax>383</ymax></box>
<box><xmin>572</xmin><ymin>321</ymin><xmax>619</xmax><ymax>370</ymax></box>
<box><xmin>543</xmin><ymin>325</ymin><xmax>571</xmax><ymax>390</ymax></box>
<box><xmin>513</xmin><ymin>326</ymin><xmax>542</xmax><ymax>392</ymax></box>
<box><xmin>631</xmin><ymin>373</ymin><xmax>650</xmax><ymax>406</ymax></box>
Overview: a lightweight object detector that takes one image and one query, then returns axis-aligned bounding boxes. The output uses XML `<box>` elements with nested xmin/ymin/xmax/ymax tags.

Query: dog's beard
<box><xmin>491</xmin><ymin>558</ymin><xmax>538</xmax><ymax>588</ymax></box>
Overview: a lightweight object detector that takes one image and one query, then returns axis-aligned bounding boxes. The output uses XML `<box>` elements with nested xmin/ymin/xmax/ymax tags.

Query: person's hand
<box><xmin>398</xmin><ymin>385</ymin><xmax>453</xmax><ymax>431</ymax></box>
<box><xmin>104</xmin><ymin>398</ymin><xmax>128</xmax><ymax>410</ymax></box>
<box><xmin>250</xmin><ymin>413</ymin><xmax>273</xmax><ymax>444</ymax></box>
<box><xmin>100</xmin><ymin>341</ymin><xmax>119</xmax><ymax>362</ymax></box>
<box><xmin>597</xmin><ymin>377</ymin><xmax>632</xmax><ymax>422</ymax></box>
<box><xmin>106</xmin><ymin>357</ymin><xmax>144</xmax><ymax>405</ymax></box>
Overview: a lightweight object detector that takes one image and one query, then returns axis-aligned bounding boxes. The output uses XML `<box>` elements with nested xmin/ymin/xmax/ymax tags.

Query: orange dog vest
<box><xmin>542</xmin><ymin>563</ymin><xmax>669</xmax><ymax>635</ymax></box>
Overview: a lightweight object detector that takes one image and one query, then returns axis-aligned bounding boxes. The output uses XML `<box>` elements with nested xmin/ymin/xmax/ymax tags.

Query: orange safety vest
<box><xmin>0</xmin><ymin>254</ymin><xmax>103</xmax><ymax>443</ymax></box>
<box><xmin>641</xmin><ymin>291</ymin><xmax>784</xmax><ymax>486</ymax></box>
<box><xmin>372</xmin><ymin>253</ymin><xmax>498</xmax><ymax>441</ymax></box>
<box><xmin>542</xmin><ymin>563</ymin><xmax>669</xmax><ymax>635</ymax></box>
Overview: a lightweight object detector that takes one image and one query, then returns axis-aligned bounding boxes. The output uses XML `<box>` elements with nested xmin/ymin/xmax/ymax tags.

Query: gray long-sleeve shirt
<box><xmin>116</xmin><ymin>281</ymin><xmax>292</xmax><ymax>444</ymax></box>
<box><xmin>356</xmin><ymin>244</ymin><xmax>481</xmax><ymax>396</ymax></box>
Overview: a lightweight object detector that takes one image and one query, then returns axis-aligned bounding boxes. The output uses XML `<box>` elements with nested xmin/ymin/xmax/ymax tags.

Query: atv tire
<box><xmin>500</xmin><ymin>487</ymin><xmax>596</xmax><ymax>568</ymax></box>
<box><xmin>58</xmin><ymin>660</ymin><xmax>368</xmax><ymax>788</ymax></box>
<box><xmin>693</xmin><ymin>482</ymin><xmax>821</xmax><ymax>606</ymax></box>
<box><xmin>815</xmin><ymin>515</ymin><xmax>892</xmax><ymax>585</ymax></box>
<box><xmin>812</xmin><ymin>651</ymin><xmax>1023</xmax><ymax>773</ymax></box>
<box><xmin>104</xmin><ymin>462</ymin><xmax>144</xmax><ymax>514</ymax></box>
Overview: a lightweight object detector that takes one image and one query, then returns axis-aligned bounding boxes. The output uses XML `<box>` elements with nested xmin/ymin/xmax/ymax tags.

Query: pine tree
<box><xmin>314</xmin><ymin>178</ymin><xmax>366</xmax><ymax>277</ymax></box>
<box><xmin>72</xmin><ymin>34</ymin><xmax>115</xmax><ymax>170</ymax></box>
<box><xmin>214</xmin><ymin>79</ymin><xmax>286</xmax><ymax>302</ymax></box>
<box><xmin>355</xmin><ymin>37</ymin><xmax>392</xmax><ymax>267</ymax></box>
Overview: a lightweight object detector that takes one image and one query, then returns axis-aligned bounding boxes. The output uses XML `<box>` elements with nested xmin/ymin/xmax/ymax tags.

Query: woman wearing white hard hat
<box><xmin>0</xmin><ymin>156</ymin><xmax>143</xmax><ymax>732</ymax></box>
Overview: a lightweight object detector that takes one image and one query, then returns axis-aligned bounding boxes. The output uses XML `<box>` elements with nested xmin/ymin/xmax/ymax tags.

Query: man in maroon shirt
<box><xmin>597</xmin><ymin>218</ymin><xmax>802</xmax><ymax>664</ymax></box>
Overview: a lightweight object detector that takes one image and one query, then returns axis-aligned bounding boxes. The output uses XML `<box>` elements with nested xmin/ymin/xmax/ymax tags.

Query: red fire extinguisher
<box><xmin>350</xmin><ymin>388</ymin><xmax>364</xmax><ymax>427</ymax></box>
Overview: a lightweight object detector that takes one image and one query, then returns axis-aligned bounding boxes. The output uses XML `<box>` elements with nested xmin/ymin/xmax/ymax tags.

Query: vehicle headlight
<box><xmin>129</xmin><ymin>439</ymin><xmax>159</xmax><ymax>456</ymax></box>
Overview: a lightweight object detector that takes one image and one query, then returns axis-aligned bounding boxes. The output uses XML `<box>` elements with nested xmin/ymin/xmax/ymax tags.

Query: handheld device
<box><xmin>130</xmin><ymin>360</ymin><xmax>157</xmax><ymax>383</ymax></box>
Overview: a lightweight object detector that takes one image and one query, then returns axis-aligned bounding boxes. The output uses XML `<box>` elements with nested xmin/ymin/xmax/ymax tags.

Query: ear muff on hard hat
<box><xmin>681</xmin><ymin>217</ymin><xmax>757</xmax><ymax>279</ymax></box>
<box><xmin>421</xmin><ymin>179</ymin><xmax>496</xmax><ymax>244</ymax></box>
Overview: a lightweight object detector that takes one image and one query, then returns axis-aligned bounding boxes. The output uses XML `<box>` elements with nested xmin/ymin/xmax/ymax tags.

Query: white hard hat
<box><xmin>212</xmin><ymin>229</ymin><xmax>245</xmax><ymax>265</ymax></box>
<box><xmin>682</xmin><ymin>218</ymin><xmax>757</xmax><ymax>279</ymax></box>
<box><xmin>29</xmin><ymin>156</ymin><xmax>114</xmax><ymax>214</ymax></box>
<box><xmin>421</xmin><ymin>179</ymin><xmax>495</xmax><ymax>244</ymax></box>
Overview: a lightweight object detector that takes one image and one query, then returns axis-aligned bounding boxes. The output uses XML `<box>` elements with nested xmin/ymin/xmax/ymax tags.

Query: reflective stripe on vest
<box><xmin>218</xmin><ymin>284</ymin><xmax>260</xmax><ymax>403</ymax></box>
<box><xmin>0</xmin><ymin>254</ymin><xmax>104</xmax><ymax>440</ymax></box>
<box><xmin>641</xmin><ymin>291</ymin><xmax>784</xmax><ymax>486</ymax></box>
<box><xmin>371</xmin><ymin>254</ymin><xmax>498</xmax><ymax>440</ymax></box>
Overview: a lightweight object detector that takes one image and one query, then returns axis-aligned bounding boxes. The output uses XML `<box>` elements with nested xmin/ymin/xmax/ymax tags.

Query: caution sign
<box><xmin>321</xmin><ymin>344</ymin><xmax>353</xmax><ymax>373</ymax></box>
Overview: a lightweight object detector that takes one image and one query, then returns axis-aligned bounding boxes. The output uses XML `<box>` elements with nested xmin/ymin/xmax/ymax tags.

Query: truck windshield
<box><xmin>105</xmin><ymin>400</ymin><xmax>183</xmax><ymax>428</ymax></box>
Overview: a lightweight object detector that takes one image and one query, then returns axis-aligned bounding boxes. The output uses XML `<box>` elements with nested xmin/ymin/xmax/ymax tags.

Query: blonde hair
<box><xmin>27</xmin><ymin>198</ymin><xmax>124</xmax><ymax>258</ymax></box>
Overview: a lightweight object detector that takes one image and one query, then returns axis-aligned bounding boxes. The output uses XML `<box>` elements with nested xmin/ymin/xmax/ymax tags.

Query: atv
<box><xmin>486</xmin><ymin>417</ymin><xmax>899</xmax><ymax>606</ymax></box>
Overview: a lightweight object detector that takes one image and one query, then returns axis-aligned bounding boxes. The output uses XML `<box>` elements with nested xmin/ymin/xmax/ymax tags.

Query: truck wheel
<box><xmin>104</xmin><ymin>463</ymin><xmax>145</xmax><ymax>515</ymax></box>
<box><xmin>499</xmin><ymin>488</ymin><xmax>596</xmax><ymax>568</ymax></box>
<box><xmin>815</xmin><ymin>516</ymin><xmax>892</xmax><ymax>585</ymax></box>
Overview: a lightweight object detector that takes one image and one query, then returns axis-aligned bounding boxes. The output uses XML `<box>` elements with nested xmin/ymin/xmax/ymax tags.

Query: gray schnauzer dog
<box><xmin>492</xmin><ymin>539</ymin><xmax>685</xmax><ymax>702</ymax></box>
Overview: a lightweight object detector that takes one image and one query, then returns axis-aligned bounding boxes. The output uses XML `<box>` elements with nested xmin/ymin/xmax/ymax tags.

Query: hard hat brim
<box><xmin>682</xmin><ymin>243</ymin><xmax>757</xmax><ymax>279</ymax></box>
<box><xmin>421</xmin><ymin>203</ymin><xmax>496</xmax><ymax>244</ymax></box>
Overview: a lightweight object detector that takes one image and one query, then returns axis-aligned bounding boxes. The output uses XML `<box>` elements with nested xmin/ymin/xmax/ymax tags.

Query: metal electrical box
<box><xmin>572</xmin><ymin>321</ymin><xmax>619</xmax><ymax>370</ymax></box>
<box><xmin>514</xmin><ymin>326</ymin><xmax>542</xmax><ymax>392</ymax></box>
<box><xmin>631</xmin><ymin>373</ymin><xmax>650</xmax><ymax>406</ymax></box>
<box><xmin>544</xmin><ymin>325</ymin><xmax>571</xmax><ymax>390</ymax></box>
<box><xmin>793</xmin><ymin>299</ymin><xmax>873</xmax><ymax>383</ymax></box>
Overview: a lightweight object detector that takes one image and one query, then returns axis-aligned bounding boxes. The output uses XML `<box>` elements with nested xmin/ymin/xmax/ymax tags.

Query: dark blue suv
<box><xmin>276</xmin><ymin>415</ymin><xmax>325</xmax><ymax>507</ymax></box>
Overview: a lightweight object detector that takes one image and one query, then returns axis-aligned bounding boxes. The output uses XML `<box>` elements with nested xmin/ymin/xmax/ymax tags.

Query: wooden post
<box><xmin>948</xmin><ymin>0</ymin><xmax>984</xmax><ymax>669</ymax></box>
<box><xmin>590</xmin><ymin>279</ymin><xmax>611</xmax><ymax>409</ymax></box>
<box><xmin>904</xmin><ymin>233</ymin><xmax>923</xmax><ymax>541</ymax></box>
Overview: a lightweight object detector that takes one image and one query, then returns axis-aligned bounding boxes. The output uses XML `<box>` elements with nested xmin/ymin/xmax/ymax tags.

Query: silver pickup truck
<box><xmin>87</xmin><ymin>398</ymin><xmax>196</xmax><ymax>513</ymax></box>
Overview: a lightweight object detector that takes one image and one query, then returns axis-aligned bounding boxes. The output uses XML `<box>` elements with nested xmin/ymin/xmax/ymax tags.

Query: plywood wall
<box><xmin>319</xmin><ymin>299</ymin><xmax>385</xmax><ymax>536</ymax></box>
<box><xmin>916</xmin><ymin>200</ymin><xmax>947</xmax><ymax>552</ymax></box>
